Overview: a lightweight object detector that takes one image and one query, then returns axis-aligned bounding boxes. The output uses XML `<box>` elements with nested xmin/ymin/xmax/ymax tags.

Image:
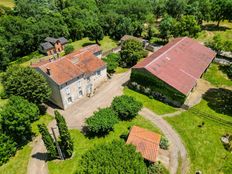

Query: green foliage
<box><xmin>147</xmin><ymin>161</ymin><xmax>169</xmax><ymax>174</ymax></box>
<box><xmin>111</xmin><ymin>95</ymin><xmax>142</xmax><ymax>120</ymax></box>
<box><xmin>166</xmin><ymin>0</ymin><xmax>187</xmax><ymax>18</ymax></box>
<box><xmin>120</xmin><ymin>39</ymin><xmax>148</xmax><ymax>67</ymax></box>
<box><xmin>76</xmin><ymin>140</ymin><xmax>147</xmax><ymax>174</ymax></box>
<box><xmin>207</xmin><ymin>34</ymin><xmax>232</xmax><ymax>52</ymax></box>
<box><xmin>85</xmin><ymin>108</ymin><xmax>119</xmax><ymax>135</ymax></box>
<box><xmin>64</xmin><ymin>44</ymin><xmax>74</xmax><ymax>55</ymax></box>
<box><xmin>159</xmin><ymin>136</ymin><xmax>169</xmax><ymax>150</ymax></box>
<box><xmin>0</xmin><ymin>134</ymin><xmax>17</xmax><ymax>166</ymax></box>
<box><xmin>2</xmin><ymin>66</ymin><xmax>51</xmax><ymax>104</ymax></box>
<box><xmin>54</xmin><ymin>110</ymin><xmax>73</xmax><ymax>158</ymax></box>
<box><xmin>159</xmin><ymin>16</ymin><xmax>177</xmax><ymax>40</ymax></box>
<box><xmin>87</xmin><ymin>22</ymin><xmax>104</xmax><ymax>44</ymax></box>
<box><xmin>7</xmin><ymin>96</ymin><xmax>40</xmax><ymax>122</ymax></box>
<box><xmin>38</xmin><ymin>124</ymin><xmax>58</xmax><ymax>159</ymax></box>
<box><xmin>102</xmin><ymin>53</ymin><xmax>120</xmax><ymax>74</ymax></box>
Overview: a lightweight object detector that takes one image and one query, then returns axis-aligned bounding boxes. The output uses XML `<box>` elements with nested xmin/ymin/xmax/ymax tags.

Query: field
<box><xmin>0</xmin><ymin>0</ymin><xmax>15</xmax><ymax>8</ymax></box>
<box><xmin>165</xmin><ymin>98</ymin><xmax>232</xmax><ymax>173</ymax></box>
<box><xmin>0</xmin><ymin>114</ymin><xmax>53</xmax><ymax>174</ymax></box>
<box><xmin>48</xmin><ymin>115</ymin><xmax>161</xmax><ymax>174</ymax></box>
<box><xmin>203</xmin><ymin>63</ymin><xmax>232</xmax><ymax>87</ymax></box>
<box><xmin>124</xmin><ymin>87</ymin><xmax>177</xmax><ymax>115</ymax></box>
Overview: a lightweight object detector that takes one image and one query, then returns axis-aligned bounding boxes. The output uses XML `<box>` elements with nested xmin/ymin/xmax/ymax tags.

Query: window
<box><xmin>77</xmin><ymin>80</ymin><xmax>81</xmax><ymax>87</ymax></box>
<box><xmin>65</xmin><ymin>87</ymin><xmax>71</xmax><ymax>95</ymax></box>
<box><xmin>67</xmin><ymin>97</ymin><xmax>72</xmax><ymax>103</ymax></box>
<box><xmin>97</xmin><ymin>70</ymin><xmax>101</xmax><ymax>76</ymax></box>
<box><xmin>79</xmin><ymin>90</ymin><xmax>83</xmax><ymax>97</ymax></box>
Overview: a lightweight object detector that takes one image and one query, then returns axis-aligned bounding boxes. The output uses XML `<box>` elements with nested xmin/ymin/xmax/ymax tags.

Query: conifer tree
<box><xmin>38</xmin><ymin>124</ymin><xmax>57</xmax><ymax>159</ymax></box>
<box><xmin>54</xmin><ymin>110</ymin><xmax>73</xmax><ymax>158</ymax></box>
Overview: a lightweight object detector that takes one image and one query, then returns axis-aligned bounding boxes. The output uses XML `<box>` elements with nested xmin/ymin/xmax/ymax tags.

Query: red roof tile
<box><xmin>32</xmin><ymin>44</ymin><xmax>105</xmax><ymax>85</ymax></box>
<box><xmin>133</xmin><ymin>37</ymin><xmax>216</xmax><ymax>95</ymax></box>
<box><xmin>126</xmin><ymin>126</ymin><xmax>161</xmax><ymax>162</ymax></box>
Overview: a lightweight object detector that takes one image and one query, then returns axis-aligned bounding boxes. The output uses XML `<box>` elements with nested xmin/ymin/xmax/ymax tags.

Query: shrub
<box><xmin>76</xmin><ymin>140</ymin><xmax>147</xmax><ymax>174</ymax></box>
<box><xmin>64</xmin><ymin>44</ymin><xmax>74</xmax><ymax>55</ymax></box>
<box><xmin>85</xmin><ymin>108</ymin><xmax>119</xmax><ymax>135</ymax></box>
<box><xmin>7</xmin><ymin>96</ymin><xmax>40</xmax><ymax>122</ymax></box>
<box><xmin>54</xmin><ymin>110</ymin><xmax>73</xmax><ymax>158</ymax></box>
<box><xmin>147</xmin><ymin>161</ymin><xmax>169</xmax><ymax>174</ymax></box>
<box><xmin>0</xmin><ymin>134</ymin><xmax>17</xmax><ymax>166</ymax></box>
<box><xmin>159</xmin><ymin>136</ymin><xmax>169</xmax><ymax>150</ymax></box>
<box><xmin>102</xmin><ymin>53</ymin><xmax>120</xmax><ymax>74</ymax></box>
<box><xmin>2</xmin><ymin>66</ymin><xmax>51</xmax><ymax>104</ymax></box>
<box><xmin>111</xmin><ymin>95</ymin><xmax>142</xmax><ymax>120</ymax></box>
<box><xmin>38</xmin><ymin>124</ymin><xmax>58</xmax><ymax>159</ymax></box>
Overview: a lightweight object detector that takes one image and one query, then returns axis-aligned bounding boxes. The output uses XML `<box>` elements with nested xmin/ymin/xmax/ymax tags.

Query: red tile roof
<box><xmin>133</xmin><ymin>37</ymin><xmax>216</xmax><ymax>95</ymax></box>
<box><xmin>32</xmin><ymin>44</ymin><xmax>105</xmax><ymax>85</ymax></box>
<box><xmin>126</xmin><ymin>126</ymin><xmax>161</xmax><ymax>162</ymax></box>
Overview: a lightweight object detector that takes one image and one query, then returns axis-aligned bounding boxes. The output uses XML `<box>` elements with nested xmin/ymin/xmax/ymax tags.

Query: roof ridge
<box><xmin>131</xmin><ymin>134</ymin><xmax>160</xmax><ymax>145</ymax></box>
<box><xmin>145</xmin><ymin>37</ymin><xmax>187</xmax><ymax>68</ymax></box>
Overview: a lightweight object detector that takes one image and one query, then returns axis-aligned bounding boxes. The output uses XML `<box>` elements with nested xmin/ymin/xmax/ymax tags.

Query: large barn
<box><xmin>131</xmin><ymin>37</ymin><xmax>216</xmax><ymax>106</ymax></box>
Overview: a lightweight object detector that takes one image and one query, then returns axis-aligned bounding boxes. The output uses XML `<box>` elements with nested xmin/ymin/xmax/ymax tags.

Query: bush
<box><xmin>85</xmin><ymin>108</ymin><xmax>119</xmax><ymax>135</ymax></box>
<box><xmin>64</xmin><ymin>44</ymin><xmax>74</xmax><ymax>55</ymax></box>
<box><xmin>111</xmin><ymin>95</ymin><xmax>142</xmax><ymax>120</ymax></box>
<box><xmin>159</xmin><ymin>136</ymin><xmax>169</xmax><ymax>150</ymax></box>
<box><xmin>102</xmin><ymin>53</ymin><xmax>120</xmax><ymax>74</ymax></box>
<box><xmin>147</xmin><ymin>161</ymin><xmax>169</xmax><ymax>174</ymax></box>
<box><xmin>54</xmin><ymin>110</ymin><xmax>73</xmax><ymax>158</ymax></box>
<box><xmin>2</xmin><ymin>66</ymin><xmax>51</xmax><ymax>104</ymax></box>
<box><xmin>0</xmin><ymin>134</ymin><xmax>17</xmax><ymax>166</ymax></box>
<box><xmin>7</xmin><ymin>96</ymin><xmax>40</xmax><ymax>122</ymax></box>
<box><xmin>76</xmin><ymin>140</ymin><xmax>147</xmax><ymax>174</ymax></box>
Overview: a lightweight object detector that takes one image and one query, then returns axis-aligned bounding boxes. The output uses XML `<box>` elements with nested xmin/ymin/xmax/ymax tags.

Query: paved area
<box><xmin>140</xmin><ymin>108</ymin><xmax>189</xmax><ymax>174</ymax></box>
<box><xmin>27</xmin><ymin>72</ymin><xmax>130</xmax><ymax>174</ymax></box>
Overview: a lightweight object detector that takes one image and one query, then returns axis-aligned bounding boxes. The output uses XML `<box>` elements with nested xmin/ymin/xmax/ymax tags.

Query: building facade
<box><xmin>33</xmin><ymin>44</ymin><xmax>107</xmax><ymax>109</ymax></box>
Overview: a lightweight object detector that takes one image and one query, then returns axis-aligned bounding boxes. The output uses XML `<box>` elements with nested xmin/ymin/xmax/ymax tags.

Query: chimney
<box><xmin>46</xmin><ymin>68</ymin><xmax>51</xmax><ymax>75</ymax></box>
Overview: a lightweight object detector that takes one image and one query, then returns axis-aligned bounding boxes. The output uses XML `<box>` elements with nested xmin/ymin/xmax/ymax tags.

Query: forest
<box><xmin>0</xmin><ymin>0</ymin><xmax>231</xmax><ymax>70</ymax></box>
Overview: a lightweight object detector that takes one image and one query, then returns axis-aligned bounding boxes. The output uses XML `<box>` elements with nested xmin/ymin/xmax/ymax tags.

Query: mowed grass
<box><xmin>123</xmin><ymin>87</ymin><xmax>177</xmax><ymax>115</ymax></box>
<box><xmin>165</xmin><ymin>99</ymin><xmax>232</xmax><ymax>174</ymax></box>
<box><xmin>114</xmin><ymin>67</ymin><xmax>129</xmax><ymax>74</ymax></box>
<box><xmin>70</xmin><ymin>36</ymin><xmax>118</xmax><ymax>52</ymax></box>
<box><xmin>0</xmin><ymin>114</ymin><xmax>54</xmax><ymax>174</ymax></box>
<box><xmin>48</xmin><ymin>115</ymin><xmax>161</xmax><ymax>174</ymax></box>
<box><xmin>203</xmin><ymin>63</ymin><xmax>232</xmax><ymax>87</ymax></box>
<box><xmin>0</xmin><ymin>0</ymin><xmax>15</xmax><ymax>8</ymax></box>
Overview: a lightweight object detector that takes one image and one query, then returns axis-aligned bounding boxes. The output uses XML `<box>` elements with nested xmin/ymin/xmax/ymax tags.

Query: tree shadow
<box><xmin>202</xmin><ymin>24</ymin><xmax>230</xmax><ymax>31</ymax></box>
<box><xmin>202</xmin><ymin>88</ymin><xmax>232</xmax><ymax>116</ymax></box>
<box><xmin>219</xmin><ymin>65</ymin><xmax>232</xmax><ymax>80</ymax></box>
<box><xmin>82</xmin><ymin>42</ymin><xmax>96</xmax><ymax>47</ymax></box>
<box><xmin>81</xmin><ymin>125</ymin><xmax>112</xmax><ymax>139</ymax></box>
<box><xmin>31</xmin><ymin>152</ymin><xmax>47</xmax><ymax>161</ymax></box>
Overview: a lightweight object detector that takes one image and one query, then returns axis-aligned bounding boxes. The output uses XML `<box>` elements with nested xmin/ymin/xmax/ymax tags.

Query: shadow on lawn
<box><xmin>219</xmin><ymin>65</ymin><xmax>232</xmax><ymax>80</ymax></box>
<box><xmin>82</xmin><ymin>42</ymin><xmax>96</xmax><ymax>47</ymax></box>
<box><xmin>202</xmin><ymin>24</ymin><xmax>230</xmax><ymax>32</ymax></box>
<box><xmin>203</xmin><ymin>88</ymin><xmax>232</xmax><ymax>117</ymax></box>
<box><xmin>32</xmin><ymin>152</ymin><xmax>47</xmax><ymax>161</ymax></box>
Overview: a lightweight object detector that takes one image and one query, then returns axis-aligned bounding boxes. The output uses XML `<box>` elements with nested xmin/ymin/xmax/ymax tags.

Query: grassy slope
<box><xmin>124</xmin><ymin>88</ymin><xmax>177</xmax><ymax>115</ymax></box>
<box><xmin>165</xmin><ymin>100</ymin><xmax>232</xmax><ymax>174</ymax></box>
<box><xmin>0</xmin><ymin>114</ymin><xmax>53</xmax><ymax>174</ymax></box>
<box><xmin>0</xmin><ymin>0</ymin><xmax>15</xmax><ymax>8</ymax></box>
<box><xmin>48</xmin><ymin>115</ymin><xmax>161</xmax><ymax>174</ymax></box>
<box><xmin>203</xmin><ymin>63</ymin><xmax>232</xmax><ymax>87</ymax></box>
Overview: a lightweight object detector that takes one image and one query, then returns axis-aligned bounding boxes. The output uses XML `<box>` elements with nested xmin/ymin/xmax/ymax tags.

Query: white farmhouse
<box><xmin>32</xmin><ymin>44</ymin><xmax>107</xmax><ymax>109</ymax></box>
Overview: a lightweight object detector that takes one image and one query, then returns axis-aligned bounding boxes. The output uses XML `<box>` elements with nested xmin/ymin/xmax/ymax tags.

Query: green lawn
<box><xmin>48</xmin><ymin>115</ymin><xmax>161</xmax><ymax>174</ymax></box>
<box><xmin>0</xmin><ymin>0</ymin><xmax>15</xmax><ymax>8</ymax></box>
<box><xmin>0</xmin><ymin>114</ymin><xmax>53</xmax><ymax>174</ymax></box>
<box><xmin>115</xmin><ymin>67</ymin><xmax>129</xmax><ymax>74</ymax></box>
<box><xmin>203</xmin><ymin>63</ymin><xmax>232</xmax><ymax>87</ymax></box>
<box><xmin>123</xmin><ymin>87</ymin><xmax>177</xmax><ymax>115</ymax></box>
<box><xmin>70</xmin><ymin>36</ymin><xmax>118</xmax><ymax>52</ymax></box>
<box><xmin>165</xmin><ymin>99</ymin><xmax>232</xmax><ymax>174</ymax></box>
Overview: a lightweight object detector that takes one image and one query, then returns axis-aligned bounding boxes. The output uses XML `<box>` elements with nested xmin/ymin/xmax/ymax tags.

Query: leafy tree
<box><xmin>54</xmin><ymin>110</ymin><xmax>73</xmax><ymax>158</ymax></box>
<box><xmin>147</xmin><ymin>161</ymin><xmax>169</xmax><ymax>174</ymax></box>
<box><xmin>159</xmin><ymin>136</ymin><xmax>169</xmax><ymax>150</ymax></box>
<box><xmin>85</xmin><ymin>108</ymin><xmax>119</xmax><ymax>135</ymax></box>
<box><xmin>159</xmin><ymin>16</ymin><xmax>177</xmax><ymax>40</ymax></box>
<box><xmin>152</xmin><ymin>0</ymin><xmax>167</xmax><ymax>20</ymax></box>
<box><xmin>211</xmin><ymin>0</ymin><xmax>232</xmax><ymax>27</ymax></box>
<box><xmin>120</xmin><ymin>39</ymin><xmax>148</xmax><ymax>67</ymax></box>
<box><xmin>76</xmin><ymin>140</ymin><xmax>147</xmax><ymax>174</ymax></box>
<box><xmin>206</xmin><ymin>34</ymin><xmax>232</xmax><ymax>52</ymax></box>
<box><xmin>102</xmin><ymin>53</ymin><xmax>120</xmax><ymax>74</ymax></box>
<box><xmin>0</xmin><ymin>134</ymin><xmax>17</xmax><ymax>166</ymax></box>
<box><xmin>38</xmin><ymin>124</ymin><xmax>58</xmax><ymax>159</ymax></box>
<box><xmin>2</xmin><ymin>66</ymin><xmax>51</xmax><ymax>104</ymax></box>
<box><xmin>111</xmin><ymin>95</ymin><xmax>142</xmax><ymax>120</ymax></box>
<box><xmin>87</xmin><ymin>21</ymin><xmax>104</xmax><ymax>44</ymax></box>
<box><xmin>166</xmin><ymin>0</ymin><xmax>187</xmax><ymax>18</ymax></box>
<box><xmin>64</xmin><ymin>44</ymin><xmax>74</xmax><ymax>55</ymax></box>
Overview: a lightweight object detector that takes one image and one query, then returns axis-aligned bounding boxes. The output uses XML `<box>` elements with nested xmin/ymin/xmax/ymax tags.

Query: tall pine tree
<box><xmin>38</xmin><ymin>124</ymin><xmax>58</xmax><ymax>159</ymax></box>
<box><xmin>54</xmin><ymin>111</ymin><xmax>73</xmax><ymax>158</ymax></box>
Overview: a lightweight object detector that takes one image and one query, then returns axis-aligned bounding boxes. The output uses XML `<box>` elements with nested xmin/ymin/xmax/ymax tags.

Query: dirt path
<box><xmin>140</xmin><ymin>108</ymin><xmax>189</xmax><ymax>174</ymax></box>
<box><xmin>27</xmin><ymin>72</ymin><xmax>130</xmax><ymax>174</ymax></box>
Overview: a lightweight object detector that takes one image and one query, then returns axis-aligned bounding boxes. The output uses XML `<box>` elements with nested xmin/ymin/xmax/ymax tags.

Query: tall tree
<box><xmin>54</xmin><ymin>111</ymin><xmax>73</xmax><ymax>158</ymax></box>
<box><xmin>87</xmin><ymin>21</ymin><xmax>104</xmax><ymax>44</ymax></box>
<box><xmin>166</xmin><ymin>0</ymin><xmax>187</xmax><ymax>18</ymax></box>
<box><xmin>159</xmin><ymin>16</ymin><xmax>177</xmax><ymax>41</ymax></box>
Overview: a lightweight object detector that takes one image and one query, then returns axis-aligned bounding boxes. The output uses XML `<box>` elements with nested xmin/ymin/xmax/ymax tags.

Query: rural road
<box><xmin>140</xmin><ymin>108</ymin><xmax>189</xmax><ymax>174</ymax></box>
